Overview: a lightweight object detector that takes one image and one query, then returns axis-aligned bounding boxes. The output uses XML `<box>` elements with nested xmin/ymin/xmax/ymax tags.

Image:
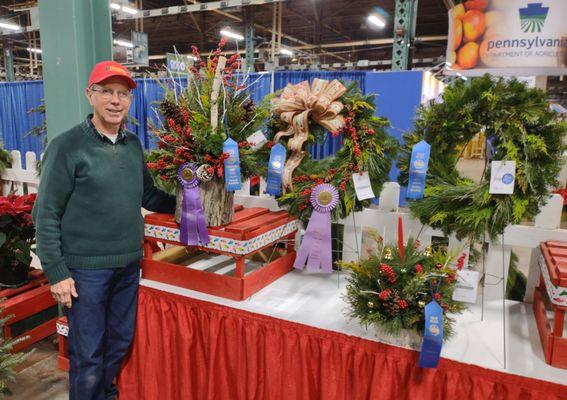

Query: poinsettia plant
<box><xmin>340</xmin><ymin>232</ymin><xmax>466</xmax><ymax>339</ymax></box>
<box><xmin>0</xmin><ymin>194</ymin><xmax>36</xmax><ymax>267</ymax></box>
<box><xmin>146</xmin><ymin>38</ymin><xmax>272</xmax><ymax>191</ymax></box>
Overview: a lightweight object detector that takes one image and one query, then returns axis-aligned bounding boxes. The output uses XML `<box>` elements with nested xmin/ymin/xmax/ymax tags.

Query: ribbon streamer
<box><xmin>178</xmin><ymin>163</ymin><xmax>210</xmax><ymax>246</ymax></box>
<box><xmin>294</xmin><ymin>184</ymin><xmax>339</xmax><ymax>273</ymax></box>
<box><xmin>406</xmin><ymin>140</ymin><xmax>431</xmax><ymax>200</ymax></box>
<box><xmin>418</xmin><ymin>280</ymin><xmax>444</xmax><ymax>368</ymax></box>
<box><xmin>272</xmin><ymin>79</ymin><xmax>347</xmax><ymax>192</ymax></box>
<box><xmin>266</xmin><ymin>143</ymin><xmax>286</xmax><ymax>196</ymax></box>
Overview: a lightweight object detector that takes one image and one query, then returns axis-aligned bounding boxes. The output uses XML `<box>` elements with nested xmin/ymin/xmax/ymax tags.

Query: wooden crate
<box><xmin>0</xmin><ymin>270</ymin><xmax>58</xmax><ymax>353</ymax></box>
<box><xmin>534</xmin><ymin>241</ymin><xmax>567</xmax><ymax>369</ymax></box>
<box><xmin>142</xmin><ymin>207</ymin><xmax>298</xmax><ymax>301</ymax></box>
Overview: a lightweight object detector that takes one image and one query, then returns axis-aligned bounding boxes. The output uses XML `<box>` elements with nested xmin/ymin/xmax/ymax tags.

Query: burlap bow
<box><xmin>272</xmin><ymin>79</ymin><xmax>347</xmax><ymax>191</ymax></box>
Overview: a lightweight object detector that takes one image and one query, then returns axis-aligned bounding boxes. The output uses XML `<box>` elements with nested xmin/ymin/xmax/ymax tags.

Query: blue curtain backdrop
<box><xmin>0</xmin><ymin>81</ymin><xmax>45</xmax><ymax>167</ymax></box>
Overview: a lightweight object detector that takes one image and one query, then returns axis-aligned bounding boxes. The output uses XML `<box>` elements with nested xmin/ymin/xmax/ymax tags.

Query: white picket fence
<box><xmin>3</xmin><ymin>150</ymin><xmax>566</xmax><ymax>302</ymax></box>
<box><xmin>2</xmin><ymin>150</ymin><xmax>40</xmax><ymax>195</ymax></box>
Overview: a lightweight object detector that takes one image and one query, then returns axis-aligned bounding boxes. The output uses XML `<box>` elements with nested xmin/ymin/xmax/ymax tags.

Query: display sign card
<box><xmin>452</xmin><ymin>270</ymin><xmax>480</xmax><ymax>304</ymax></box>
<box><xmin>246</xmin><ymin>130</ymin><xmax>268</xmax><ymax>150</ymax></box>
<box><xmin>489</xmin><ymin>160</ymin><xmax>516</xmax><ymax>195</ymax></box>
<box><xmin>352</xmin><ymin>171</ymin><xmax>375</xmax><ymax>201</ymax></box>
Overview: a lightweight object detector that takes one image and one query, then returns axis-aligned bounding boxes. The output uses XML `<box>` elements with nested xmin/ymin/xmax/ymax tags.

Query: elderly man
<box><xmin>33</xmin><ymin>61</ymin><xmax>175</xmax><ymax>400</ymax></box>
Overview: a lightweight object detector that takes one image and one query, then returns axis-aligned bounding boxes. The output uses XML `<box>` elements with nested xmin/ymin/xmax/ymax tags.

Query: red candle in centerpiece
<box><xmin>398</xmin><ymin>215</ymin><xmax>405</xmax><ymax>262</ymax></box>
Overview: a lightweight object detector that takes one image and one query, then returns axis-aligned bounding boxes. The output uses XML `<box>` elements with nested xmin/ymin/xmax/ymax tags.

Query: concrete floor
<box><xmin>8</xmin><ymin>336</ymin><xmax>68</xmax><ymax>399</ymax></box>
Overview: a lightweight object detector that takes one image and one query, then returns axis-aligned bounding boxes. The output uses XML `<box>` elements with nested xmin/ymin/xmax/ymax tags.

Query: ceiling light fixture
<box><xmin>110</xmin><ymin>3</ymin><xmax>121</xmax><ymax>10</ymax></box>
<box><xmin>121</xmin><ymin>6</ymin><xmax>139</xmax><ymax>15</ymax></box>
<box><xmin>0</xmin><ymin>21</ymin><xmax>21</xmax><ymax>31</ymax></box>
<box><xmin>367</xmin><ymin>15</ymin><xmax>386</xmax><ymax>28</ymax></box>
<box><xmin>280</xmin><ymin>48</ymin><xmax>293</xmax><ymax>56</ymax></box>
<box><xmin>220</xmin><ymin>28</ymin><xmax>244</xmax><ymax>41</ymax></box>
<box><xmin>113</xmin><ymin>39</ymin><xmax>134</xmax><ymax>48</ymax></box>
<box><xmin>187</xmin><ymin>55</ymin><xmax>197</xmax><ymax>61</ymax></box>
<box><xmin>26</xmin><ymin>47</ymin><xmax>42</xmax><ymax>54</ymax></box>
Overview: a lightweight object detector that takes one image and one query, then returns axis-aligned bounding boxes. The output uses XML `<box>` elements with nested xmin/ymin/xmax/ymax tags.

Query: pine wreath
<box><xmin>398</xmin><ymin>75</ymin><xmax>567</xmax><ymax>240</ymax></box>
<box><xmin>265</xmin><ymin>80</ymin><xmax>397</xmax><ymax>223</ymax></box>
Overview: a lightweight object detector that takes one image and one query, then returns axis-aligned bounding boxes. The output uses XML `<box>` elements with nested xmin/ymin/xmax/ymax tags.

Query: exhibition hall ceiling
<box><xmin>0</xmin><ymin>0</ymin><xmax>449</xmax><ymax>69</ymax></box>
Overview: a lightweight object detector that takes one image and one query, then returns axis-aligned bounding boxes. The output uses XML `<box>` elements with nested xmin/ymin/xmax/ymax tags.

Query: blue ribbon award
<box><xmin>418</xmin><ymin>299</ymin><xmax>444</xmax><ymax>368</ymax></box>
<box><xmin>223</xmin><ymin>137</ymin><xmax>242</xmax><ymax>191</ymax></box>
<box><xmin>406</xmin><ymin>140</ymin><xmax>431</xmax><ymax>200</ymax></box>
<box><xmin>266</xmin><ymin>143</ymin><xmax>286</xmax><ymax>196</ymax></box>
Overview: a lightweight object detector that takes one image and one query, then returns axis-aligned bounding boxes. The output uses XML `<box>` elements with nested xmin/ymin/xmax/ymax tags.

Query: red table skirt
<box><xmin>118</xmin><ymin>286</ymin><xmax>567</xmax><ymax>400</ymax></box>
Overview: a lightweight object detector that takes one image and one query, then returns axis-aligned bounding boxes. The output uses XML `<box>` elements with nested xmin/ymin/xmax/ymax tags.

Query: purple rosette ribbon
<box><xmin>178</xmin><ymin>163</ymin><xmax>210</xmax><ymax>246</ymax></box>
<box><xmin>294</xmin><ymin>183</ymin><xmax>339</xmax><ymax>273</ymax></box>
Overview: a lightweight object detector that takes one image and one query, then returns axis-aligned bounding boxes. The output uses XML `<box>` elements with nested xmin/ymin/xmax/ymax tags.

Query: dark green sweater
<box><xmin>32</xmin><ymin>116</ymin><xmax>176</xmax><ymax>284</ymax></box>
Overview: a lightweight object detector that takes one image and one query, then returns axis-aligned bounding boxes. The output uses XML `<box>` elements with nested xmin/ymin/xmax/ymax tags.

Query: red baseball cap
<box><xmin>88</xmin><ymin>60</ymin><xmax>136</xmax><ymax>89</ymax></box>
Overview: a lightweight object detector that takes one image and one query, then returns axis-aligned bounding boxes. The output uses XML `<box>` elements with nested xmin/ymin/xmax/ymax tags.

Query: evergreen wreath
<box><xmin>266</xmin><ymin>81</ymin><xmax>397</xmax><ymax>223</ymax></box>
<box><xmin>398</xmin><ymin>75</ymin><xmax>566</xmax><ymax>240</ymax></box>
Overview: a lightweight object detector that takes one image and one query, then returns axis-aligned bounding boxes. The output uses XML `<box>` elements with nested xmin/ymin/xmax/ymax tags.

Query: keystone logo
<box><xmin>519</xmin><ymin>3</ymin><xmax>549</xmax><ymax>33</ymax></box>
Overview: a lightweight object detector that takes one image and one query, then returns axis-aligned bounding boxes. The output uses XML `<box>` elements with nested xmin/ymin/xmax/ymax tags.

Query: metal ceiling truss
<box><xmin>278</xmin><ymin>56</ymin><xmax>444</xmax><ymax>71</ymax></box>
<box><xmin>116</xmin><ymin>0</ymin><xmax>289</xmax><ymax>20</ymax></box>
<box><xmin>392</xmin><ymin>0</ymin><xmax>418</xmax><ymax>71</ymax></box>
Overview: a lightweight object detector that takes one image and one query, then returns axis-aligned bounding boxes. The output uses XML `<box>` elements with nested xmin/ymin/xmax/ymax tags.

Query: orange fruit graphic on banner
<box><xmin>452</xmin><ymin>19</ymin><xmax>464</xmax><ymax>50</ymax></box>
<box><xmin>463</xmin><ymin>10</ymin><xmax>486</xmax><ymax>43</ymax></box>
<box><xmin>457</xmin><ymin>42</ymin><xmax>479</xmax><ymax>69</ymax></box>
<box><xmin>451</xmin><ymin>3</ymin><xmax>466</xmax><ymax>20</ymax></box>
<box><xmin>464</xmin><ymin>0</ymin><xmax>489</xmax><ymax>11</ymax></box>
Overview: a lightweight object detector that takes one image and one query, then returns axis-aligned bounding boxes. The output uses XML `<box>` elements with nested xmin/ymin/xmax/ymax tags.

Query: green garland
<box><xmin>266</xmin><ymin>82</ymin><xmax>397</xmax><ymax>223</ymax></box>
<box><xmin>340</xmin><ymin>235</ymin><xmax>466</xmax><ymax>339</ymax></box>
<box><xmin>398</xmin><ymin>75</ymin><xmax>566</xmax><ymax>240</ymax></box>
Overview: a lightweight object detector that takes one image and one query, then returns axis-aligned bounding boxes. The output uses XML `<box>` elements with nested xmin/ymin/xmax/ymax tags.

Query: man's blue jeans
<box><xmin>66</xmin><ymin>260</ymin><xmax>140</xmax><ymax>400</ymax></box>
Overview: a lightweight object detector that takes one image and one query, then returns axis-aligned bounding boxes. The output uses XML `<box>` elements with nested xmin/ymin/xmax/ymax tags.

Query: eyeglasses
<box><xmin>89</xmin><ymin>85</ymin><xmax>132</xmax><ymax>101</ymax></box>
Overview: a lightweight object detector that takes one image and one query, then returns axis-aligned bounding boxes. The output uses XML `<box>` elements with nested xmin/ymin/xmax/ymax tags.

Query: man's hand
<box><xmin>51</xmin><ymin>278</ymin><xmax>78</xmax><ymax>308</ymax></box>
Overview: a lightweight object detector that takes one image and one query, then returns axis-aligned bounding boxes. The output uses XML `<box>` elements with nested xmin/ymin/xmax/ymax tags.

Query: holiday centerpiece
<box><xmin>146</xmin><ymin>39</ymin><xmax>271</xmax><ymax>229</ymax></box>
<box><xmin>0</xmin><ymin>194</ymin><xmax>36</xmax><ymax>287</ymax></box>
<box><xmin>262</xmin><ymin>80</ymin><xmax>397</xmax><ymax>271</ymax></box>
<box><xmin>340</xmin><ymin>220</ymin><xmax>466</xmax><ymax>351</ymax></box>
<box><xmin>398</xmin><ymin>75</ymin><xmax>567</xmax><ymax>240</ymax></box>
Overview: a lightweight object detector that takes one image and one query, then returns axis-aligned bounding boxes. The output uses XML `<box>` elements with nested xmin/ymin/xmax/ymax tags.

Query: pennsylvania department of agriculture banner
<box><xmin>446</xmin><ymin>0</ymin><xmax>567</xmax><ymax>76</ymax></box>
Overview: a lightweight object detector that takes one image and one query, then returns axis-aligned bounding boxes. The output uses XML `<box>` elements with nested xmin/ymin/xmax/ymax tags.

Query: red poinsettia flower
<box><xmin>12</xmin><ymin>194</ymin><xmax>34</xmax><ymax>213</ymax></box>
<box><xmin>0</xmin><ymin>197</ymin><xmax>14</xmax><ymax>215</ymax></box>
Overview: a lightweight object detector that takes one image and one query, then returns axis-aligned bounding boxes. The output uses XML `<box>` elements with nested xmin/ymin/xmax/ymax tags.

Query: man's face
<box><xmin>85</xmin><ymin>77</ymin><xmax>132</xmax><ymax>126</ymax></box>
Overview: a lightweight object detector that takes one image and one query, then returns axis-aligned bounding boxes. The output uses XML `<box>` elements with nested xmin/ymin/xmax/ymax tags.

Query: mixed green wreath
<box><xmin>398</xmin><ymin>75</ymin><xmax>566</xmax><ymax>240</ymax></box>
<box><xmin>265</xmin><ymin>81</ymin><xmax>397</xmax><ymax>223</ymax></box>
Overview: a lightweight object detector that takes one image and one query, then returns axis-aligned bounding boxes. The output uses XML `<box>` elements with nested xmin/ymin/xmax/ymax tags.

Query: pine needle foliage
<box><xmin>0</xmin><ymin>312</ymin><xmax>31</xmax><ymax>395</ymax></box>
<box><xmin>398</xmin><ymin>75</ymin><xmax>566</xmax><ymax>240</ymax></box>
<box><xmin>341</xmin><ymin>234</ymin><xmax>466</xmax><ymax>340</ymax></box>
